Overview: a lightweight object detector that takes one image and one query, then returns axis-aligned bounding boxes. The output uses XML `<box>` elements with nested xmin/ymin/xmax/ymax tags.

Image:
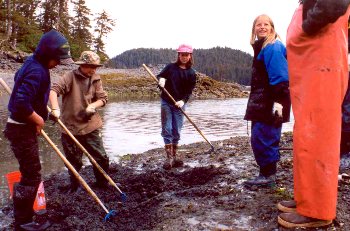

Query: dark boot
<box><xmin>172</xmin><ymin>144</ymin><xmax>183</xmax><ymax>168</ymax></box>
<box><xmin>13</xmin><ymin>183</ymin><xmax>38</xmax><ymax>230</ymax></box>
<box><xmin>243</xmin><ymin>174</ymin><xmax>276</xmax><ymax>187</ymax></box>
<box><xmin>278</xmin><ymin>212</ymin><xmax>332</xmax><ymax>228</ymax></box>
<box><xmin>93</xmin><ymin>164</ymin><xmax>109</xmax><ymax>189</ymax></box>
<box><xmin>93</xmin><ymin>177</ymin><xmax>110</xmax><ymax>189</ymax></box>
<box><xmin>20</xmin><ymin>220</ymin><xmax>51</xmax><ymax>231</ymax></box>
<box><xmin>68</xmin><ymin>175</ymin><xmax>80</xmax><ymax>193</ymax></box>
<box><xmin>162</xmin><ymin>144</ymin><xmax>173</xmax><ymax>170</ymax></box>
<box><xmin>277</xmin><ymin>200</ymin><xmax>297</xmax><ymax>213</ymax></box>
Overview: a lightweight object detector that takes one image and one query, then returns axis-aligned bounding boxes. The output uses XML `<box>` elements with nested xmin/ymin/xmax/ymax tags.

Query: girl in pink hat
<box><xmin>157</xmin><ymin>44</ymin><xmax>196</xmax><ymax>170</ymax></box>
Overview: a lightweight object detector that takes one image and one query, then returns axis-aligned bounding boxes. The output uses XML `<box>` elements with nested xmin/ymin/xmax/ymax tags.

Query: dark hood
<box><xmin>34</xmin><ymin>29</ymin><xmax>71</xmax><ymax>61</ymax></box>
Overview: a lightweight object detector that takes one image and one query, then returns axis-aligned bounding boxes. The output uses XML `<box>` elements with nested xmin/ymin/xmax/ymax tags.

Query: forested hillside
<box><xmin>0</xmin><ymin>0</ymin><xmax>115</xmax><ymax>61</ymax></box>
<box><xmin>108</xmin><ymin>47</ymin><xmax>252</xmax><ymax>85</ymax></box>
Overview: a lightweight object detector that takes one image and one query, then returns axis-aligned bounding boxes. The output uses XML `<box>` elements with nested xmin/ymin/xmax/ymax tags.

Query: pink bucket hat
<box><xmin>176</xmin><ymin>44</ymin><xmax>193</xmax><ymax>53</ymax></box>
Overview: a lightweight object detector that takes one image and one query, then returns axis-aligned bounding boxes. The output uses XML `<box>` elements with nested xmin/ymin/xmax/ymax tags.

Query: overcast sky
<box><xmin>85</xmin><ymin>0</ymin><xmax>300</xmax><ymax>58</ymax></box>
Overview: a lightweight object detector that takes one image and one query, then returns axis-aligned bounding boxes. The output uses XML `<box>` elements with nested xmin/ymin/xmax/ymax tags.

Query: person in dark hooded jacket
<box><xmin>3</xmin><ymin>29</ymin><xmax>73</xmax><ymax>231</ymax></box>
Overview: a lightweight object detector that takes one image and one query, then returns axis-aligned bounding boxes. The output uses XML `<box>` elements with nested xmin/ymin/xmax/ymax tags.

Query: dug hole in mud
<box><xmin>1</xmin><ymin>132</ymin><xmax>349</xmax><ymax>230</ymax></box>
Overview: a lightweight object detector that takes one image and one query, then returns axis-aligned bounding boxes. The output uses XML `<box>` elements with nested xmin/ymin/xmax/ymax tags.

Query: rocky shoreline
<box><xmin>0</xmin><ymin>55</ymin><xmax>248</xmax><ymax>100</ymax></box>
<box><xmin>1</xmin><ymin>59</ymin><xmax>349</xmax><ymax>230</ymax></box>
<box><xmin>0</xmin><ymin>132</ymin><xmax>349</xmax><ymax>230</ymax></box>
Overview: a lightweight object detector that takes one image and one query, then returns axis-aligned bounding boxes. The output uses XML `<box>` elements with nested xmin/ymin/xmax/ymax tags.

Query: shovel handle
<box><xmin>47</xmin><ymin>106</ymin><xmax>124</xmax><ymax>194</ymax></box>
<box><xmin>0</xmin><ymin>78</ymin><xmax>12</xmax><ymax>94</ymax></box>
<box><xmin>142</xmin><ymin>64</ymin><xmax>214</xmax><ymax>151</ymax></box>
<box><xmin>41</xmin><ymin>131</ymin><xmax>110</xmax><ymax>214</ymax></box>
<box><xmin>0</xmin><ymin>78</ymin><xmax>111</xmax><ymax>215</ymax></box>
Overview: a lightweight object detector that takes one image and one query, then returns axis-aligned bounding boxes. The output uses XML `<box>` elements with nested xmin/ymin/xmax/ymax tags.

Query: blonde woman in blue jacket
<box><xmin>243</xmin><ymin>14</ymin><xmax>291</xmax><ymax>187</ymax></box>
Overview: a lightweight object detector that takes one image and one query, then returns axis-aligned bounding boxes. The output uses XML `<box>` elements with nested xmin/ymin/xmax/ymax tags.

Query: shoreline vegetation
<box><xmin>101</xmin><ymin>69</ymin><xmax>248</xmax><ymax>99</ymax></box>
<box><xmin>0</xmin><ymin>62</ymin><xmax>249</xmax><ymax>100</ymax></box>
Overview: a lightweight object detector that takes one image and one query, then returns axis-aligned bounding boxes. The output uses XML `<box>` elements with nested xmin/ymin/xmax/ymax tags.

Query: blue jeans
<box><xmin>251</xmin><ymin>121</ymin><xmax>282</xmax><ymax>174</ymax></box>
<box><xmin>161</xmin><ymin>99</ymin><xmax>185</xmax><ymax>145</ymax></box>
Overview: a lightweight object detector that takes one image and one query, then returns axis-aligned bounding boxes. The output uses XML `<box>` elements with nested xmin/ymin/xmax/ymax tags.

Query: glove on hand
<box><xmin>49</xmin><ymin>109</ymin><xmax>60</xmax><ymax>122</ymax></box>
<box><xmin>272</xmin><ymin>102</ymin><xmax>283</xmax><ymax>126</ymax></box>
<box><xmin>158</xmin><ymin>78</ymin><xmax>166</xmax><ymax>88</ymax></box>
<box><xmin>85</xmin><ymin>105</ymin><xmax>96</xmax><ymax>117</ymax></box>
<box><xmin>273</xmin><ymin>102</ymin><xmax>283</xmax><ymax>117</ymax></box>
<box><xmin>175</xmin><ymin>100</ymin><xmax>185</xmax><ymax>108</ymax></box>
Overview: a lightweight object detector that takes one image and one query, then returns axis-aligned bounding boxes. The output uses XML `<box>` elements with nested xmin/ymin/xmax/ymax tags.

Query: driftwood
<box><xmin>0</xmin><ymin>38</ymin><xmax>28</xmax><ymax>63</ymax></box>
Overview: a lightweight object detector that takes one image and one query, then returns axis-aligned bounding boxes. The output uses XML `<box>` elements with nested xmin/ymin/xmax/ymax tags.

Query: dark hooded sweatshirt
<box><xmin>8</xmin><ymin>29</ymin><xmax>69</xmax><ymax>123</ymax></box>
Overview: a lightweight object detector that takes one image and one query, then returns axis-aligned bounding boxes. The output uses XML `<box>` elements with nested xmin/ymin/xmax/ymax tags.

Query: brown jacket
<box><xmin>51</xmin><ymin>69</ymin><xmax>108</xmax><ymax>135</ymax></box>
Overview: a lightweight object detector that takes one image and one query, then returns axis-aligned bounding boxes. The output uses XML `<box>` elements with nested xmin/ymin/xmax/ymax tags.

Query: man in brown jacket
<box><xmin>49</xmin><ymin>51</ymin><xmax>109</xmax><ymax>192</ymax></box>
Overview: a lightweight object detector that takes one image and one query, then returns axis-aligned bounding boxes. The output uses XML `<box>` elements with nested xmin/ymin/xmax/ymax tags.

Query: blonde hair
<box><xmin>250</xmin><ymin>14</ymin><xmax>281</xmax><ymax>48</ymax></box>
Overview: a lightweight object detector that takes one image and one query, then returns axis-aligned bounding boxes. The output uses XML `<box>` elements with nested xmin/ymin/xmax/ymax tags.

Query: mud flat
<box><xmin>1</xmin><ymin>132</ymin><xmax>349</xmax><ymax>230</ymax></box>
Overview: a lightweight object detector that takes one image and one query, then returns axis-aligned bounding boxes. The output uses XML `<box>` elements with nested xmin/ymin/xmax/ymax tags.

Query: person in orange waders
<box><xmin>277</xmin><ymin>0</ymin><xmax>350</xmax><ymax>228</ymax></box>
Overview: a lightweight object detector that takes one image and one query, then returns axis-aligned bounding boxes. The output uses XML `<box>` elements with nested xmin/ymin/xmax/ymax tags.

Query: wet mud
<box><xmin>1</xmin><ymin>132</ymin><xmax>350</xmax><ymax>230</ymax></box>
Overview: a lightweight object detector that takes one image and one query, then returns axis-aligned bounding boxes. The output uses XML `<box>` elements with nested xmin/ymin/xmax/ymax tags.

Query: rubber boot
<box><xmin>20</xmin><ymin>220</ymin><xmax>51</xmax><ymax>231</ymax></box>
<box><xmin>93</xmin><ymin>162</ymin><xmax>109</xmax><ymax>189</ymax></box>
<box><xmin>68</xmin><ymin>175</ymin><xmax>80</xmax><ymax>193</ymax></box>
<box><xmin>13</xmin><ymin>183</ymin><xmax>38</xmax><ymax>230</ymax></box>
<box><xmin>172</xmin><ymin>144</ymin><xmax>183</xmax><ymax>168</ymax></box>
<box><xmin>243</xmin><ymin>174</ymin><xmax>276</xmax><ymax>187</ymax></box>
<box><xmin>162</xmin><ymin>144</ymin><xmax>173</xmax><ymax>170</ymax></box>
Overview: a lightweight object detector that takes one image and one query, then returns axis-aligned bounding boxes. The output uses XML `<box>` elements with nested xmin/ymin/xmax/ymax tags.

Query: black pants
<box><xmin>61</xmin><ymin>129</ymin><xmax>109</xmax><ymax>184</ymax></box>
<box><xmin>4</xmin><ymin>123</ymin><xmax>41</xmax><ymax>227</ymax></box>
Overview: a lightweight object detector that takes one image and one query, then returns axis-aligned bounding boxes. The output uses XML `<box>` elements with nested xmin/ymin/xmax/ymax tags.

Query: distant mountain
<box><xmin>107</xmin><ymin>47</ymin><xmax>253</xmax><ymax>85</ymax></box>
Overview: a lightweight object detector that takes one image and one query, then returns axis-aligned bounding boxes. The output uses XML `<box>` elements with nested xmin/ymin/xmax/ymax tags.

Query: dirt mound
<box><xmin>1</xmin><ymin>133</ymin><xmax>349</xmax><ymax>230</ymax></box>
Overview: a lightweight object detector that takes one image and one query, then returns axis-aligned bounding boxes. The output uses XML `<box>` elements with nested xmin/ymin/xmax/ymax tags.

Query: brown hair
<box><xmin>176</xmin><ymin>53</ymin><xmax>194</xmax><ymax>68</ymax></box>
<box><xmin>250</xmin><ymin>14</ymin><xmax>281</xmax><ymax>48</ymax></box>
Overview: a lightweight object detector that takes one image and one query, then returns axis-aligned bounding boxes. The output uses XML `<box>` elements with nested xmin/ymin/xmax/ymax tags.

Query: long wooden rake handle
<box><xmin>47</xmin><ymin>106</ymin><xmax>125</xmax><ymax>196</ymax></box>
<box><xmin>41</xmin><ymin>131</ymin><xmax>110</xmax><ymax>214</ymax></box>
<box><xmin>142</xmin><ymin>64</ymin><xmax>214</xmax><ymax>151</ymax></box>
<box><xmin>0</xmin><ymin>78</ymin><xmax>113</xmax><ymax>216</ymax></box>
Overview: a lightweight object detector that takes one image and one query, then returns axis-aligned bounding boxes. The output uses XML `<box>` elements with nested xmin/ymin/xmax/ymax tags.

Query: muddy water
<box><xmin>0</xmin><ymin>96</ymin><xmax>294</xmax><ymax>207</ymax></box>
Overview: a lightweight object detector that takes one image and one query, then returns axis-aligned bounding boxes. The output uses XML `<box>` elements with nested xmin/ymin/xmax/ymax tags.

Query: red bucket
<box><xmin>5</xmin><ymin>171</ymin><xmax>46</xmax><ymax>212</ymax></box>
<box><xmin>5</xmin><ymin>171</ymin><xmax>21</xmax><ymax>199</ymax></box>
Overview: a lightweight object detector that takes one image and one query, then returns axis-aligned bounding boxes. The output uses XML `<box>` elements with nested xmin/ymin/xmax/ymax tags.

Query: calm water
<box><xmin>0</xmin><ymin>96</ymin><xmax>294</xmax><ymax>206</ymax></box>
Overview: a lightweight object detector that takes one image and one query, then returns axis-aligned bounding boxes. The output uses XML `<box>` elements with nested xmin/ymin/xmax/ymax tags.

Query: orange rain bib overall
<box><xmin>287</xmin><ymin>5</ymin><xmax>350</xmax><ymax>220</ymax></box>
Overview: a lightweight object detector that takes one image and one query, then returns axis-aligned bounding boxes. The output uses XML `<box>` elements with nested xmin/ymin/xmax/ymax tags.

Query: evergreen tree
<box><xmin>9</xmin><ymin>0</ymin><xmax>41</xmax><ymax>50</ymax></box>
<box><xmin>39</xmin><ymin>0</ymin><xmax>59</xmax><ymax>32</ymax></box>
<box><xmin>109</xmin><ymin>47</ymin><xmax>252</xmax><ymax>85</ymax></box>
<box><xmin>71</xmin><ymin>0</ymin><xmax>92</xmax><ymax>58</ymax></box>
<box><xmin>57</xmin><ymin>0</ymin><xmax>70</xmax><ymax>36</ymax></box>
<box><xmin>93</xmin><ymin>10</ymin><xmax>116</xmax><ymax>62</ymax></box>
